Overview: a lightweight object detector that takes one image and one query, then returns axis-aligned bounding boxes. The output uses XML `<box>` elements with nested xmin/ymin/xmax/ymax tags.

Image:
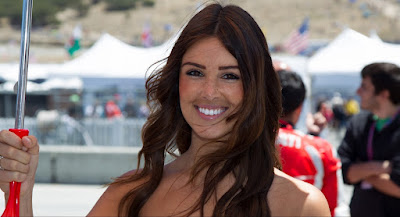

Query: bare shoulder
<box><xmin>87</xmin><ymin>169</ymin><xmax>146</xmax><ymax>217</ymax></box>
<box><xmin>269</xmin><ymin>169</ymin><xmax>330</xmax><ymax>217</ymax></box>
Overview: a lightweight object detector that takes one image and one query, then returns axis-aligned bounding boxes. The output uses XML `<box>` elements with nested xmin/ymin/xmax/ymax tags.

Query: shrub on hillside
<box><xmin>0</xmin><ymin>0</ymin><xmax>155</xmax><ymax>27</ymax></box>
<box><xmin>142</xmin><ymin>0</ymin><xmax>155</xmax><ymax>7</ymax></box>
<box><xmin>0</xmin><ymin>0</ymin><xmax>89</xmax><ymax>27</ymax></box>
<box><xmin>0</xmin><ymin>2</ymin><xmax>23</xmax><ymax>26</ymax></box>
<box><xmin>103</xmin><ymin>0</ymin><xmax>155</xmax><ymax>11</ymax></box>
<box><xmin>104</xmin><ymin>0</ymin><xmax>138</xmax><ymax>11</ymax></box>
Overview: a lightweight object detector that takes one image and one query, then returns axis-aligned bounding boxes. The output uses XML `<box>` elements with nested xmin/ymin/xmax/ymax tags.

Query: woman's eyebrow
<box><xmin>181</xmin><ymin>62</ymin><xmax>239</xmax><ymax>71</ymax></box>
<box><xmin>219</xmin><ymin>65</ymin><xmax>239</xmax><ymax>70</ymax></box>
<box><xmin>181</xmin><ymin>62</ymin><xmax>205</xmax><ymax>69</ymax></box>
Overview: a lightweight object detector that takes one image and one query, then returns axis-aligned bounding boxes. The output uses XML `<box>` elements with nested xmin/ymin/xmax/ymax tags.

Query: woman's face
<box><xmin>179</xmin><ymin>37</ymin><xmax>243</xmax><ymax>143</ymax></box>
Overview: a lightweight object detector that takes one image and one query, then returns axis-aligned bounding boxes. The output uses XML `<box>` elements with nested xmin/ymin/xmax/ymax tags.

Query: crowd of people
<box><xmin>314</xmin><ymin>93</ymin><xmax>360</xmax><ymax>130</ymax></box>
<box><xmin>1</xmin><ymin>2</ymin><xmax>400</xmax><ymax>217</ymax></box>
<box><xmin>84</xmin><ymin>95</ymin><xmax>149</xmax><ymax>119</ymax></box>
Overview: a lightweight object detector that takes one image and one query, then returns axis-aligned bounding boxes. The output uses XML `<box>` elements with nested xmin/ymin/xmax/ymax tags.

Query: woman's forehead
<box><xmin>184</xmin><ymin>37</ymin><xmax>225</xmax><ymax>56</ymax></box>
<box><xmin>181</xmin><ymin>37</ymin><xmax>237</xmax><ymax>65</ymax></box>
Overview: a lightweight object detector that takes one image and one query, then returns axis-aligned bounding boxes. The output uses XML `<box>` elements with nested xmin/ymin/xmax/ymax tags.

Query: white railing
<box><xmin>0</xmin><ymin>117</ymin><xmax>145</xmax><ymax>147</ymax></box>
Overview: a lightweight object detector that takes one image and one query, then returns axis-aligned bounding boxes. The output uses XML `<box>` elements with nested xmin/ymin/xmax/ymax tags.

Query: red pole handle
<box><xmin>2</xmin><ymin>129</ymin><xmax>29</xmax><ymax>217</ymax></box>
<box><xmin>8</xmin><ymin>129</ymin><xmax>29</xmax><ymax>138</ymax></box>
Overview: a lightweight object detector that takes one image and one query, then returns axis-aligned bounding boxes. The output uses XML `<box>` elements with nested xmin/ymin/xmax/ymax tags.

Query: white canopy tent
<box><xmin>0</xmin><ymin>32</ymin><xmax>178</xmax><ymax>86</ymax></box>
<box><xmin>307</xmin><ymin>28</ymin><xmax>400</xmax><ymax>98</ymax></box>
<box><xmin>0</xmin><ymin>32</ymin><xmax>177</xmax><ymax>82</ymax></box>
<box><xmin>0</xmin><ymin>63</ymin><xmax>82</xmax><ymax>117</ymax></box>
<box><xmin>0</xmin><ymin>63</ymin><xmax>54</xmax><ymax>82</ymax></box>
<box><xmin>0</xmin><ymin>33</ymin><xmax>178</xmax><ymax>112</ymax></box>
<box><xmin>0</xmin><ymin>63</ymin><xmax>82</xmax><ymax>93</ymax></box>
<box><xmin>1</xmin><ymin>78</ymin><xmax>83</xmax><ymax>93</ymax></box>
<box><xmin>51</xmin><ymin>33</ymin><xmax>176</xmax><ymax>79</ymax></box>
<box><xmin>49</xmin><ymin>33</ymin><xmax>177</xmax><ymax>108</ymax></box>
<box><xmin>308</xmin><ymin>28</ymin><xmax>400</xmax><ymax>75</ymax></box>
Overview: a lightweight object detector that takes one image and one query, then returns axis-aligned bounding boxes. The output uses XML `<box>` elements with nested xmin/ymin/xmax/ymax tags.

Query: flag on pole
<box><xmin>66</xmin><ymin>24</ymin><xmax>82</xmax><ymax>57</ymax></box>
<box><xmin>283</xmin><ymin>17</ymin><xmax>309</xmax><ymax>55</ymax></box>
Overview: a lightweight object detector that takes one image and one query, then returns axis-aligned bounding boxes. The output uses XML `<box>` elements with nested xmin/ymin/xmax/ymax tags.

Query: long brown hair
<box><xmin>112</xmin><ymin>3</ymin><xmax>282</xmax><ymax>216</ymax></box>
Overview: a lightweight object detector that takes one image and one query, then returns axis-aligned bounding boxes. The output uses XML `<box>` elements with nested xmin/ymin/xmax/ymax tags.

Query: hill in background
<box><xmin>1</xmin><ymin>0</ymin><xmax>399</xmax><ymax>63</ymax></box>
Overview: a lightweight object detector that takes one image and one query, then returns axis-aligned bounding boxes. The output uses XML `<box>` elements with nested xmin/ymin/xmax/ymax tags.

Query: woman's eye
<box><xmin>186</xmin><ymin>70</ymin><xmax>203</xmax><ymax>77</ymax></box>
<box><xmin>222</xmin><ymin>73</ymin><xmax>240</xmax><ymax>80</ymax></box>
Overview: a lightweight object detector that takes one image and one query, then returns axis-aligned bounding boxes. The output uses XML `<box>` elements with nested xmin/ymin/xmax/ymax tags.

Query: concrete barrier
<box><xmin>37</xmin><ymin>145</ymin><xmax>142</xmax><ymax>184</ymax></box>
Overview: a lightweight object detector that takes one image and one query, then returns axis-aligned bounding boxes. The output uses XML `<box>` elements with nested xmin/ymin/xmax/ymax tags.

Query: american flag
<box><xmin>283</xmin><ymin>17</ymin><xmax>309</xmax><ymax>55</ymax></box>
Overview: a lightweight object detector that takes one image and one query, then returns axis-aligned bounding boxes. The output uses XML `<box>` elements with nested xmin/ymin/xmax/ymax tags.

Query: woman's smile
<box><xmin>195</xmin><ymin>105</ymin><xmax>228</xmax><ymax>120</ymax></box>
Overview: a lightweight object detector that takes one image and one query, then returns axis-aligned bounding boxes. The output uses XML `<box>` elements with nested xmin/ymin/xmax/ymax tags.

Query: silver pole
<box><xmin>15</xmin><ymin>0</ymin><xmax>33</xmax><ymax>129</ymax></box>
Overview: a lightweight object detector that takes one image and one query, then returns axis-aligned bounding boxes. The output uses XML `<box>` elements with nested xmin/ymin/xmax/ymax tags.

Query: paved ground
<box><xmin>1</xmin><ymin>183</ymin><xmax>106</xmax><ymax>216</ymax></box>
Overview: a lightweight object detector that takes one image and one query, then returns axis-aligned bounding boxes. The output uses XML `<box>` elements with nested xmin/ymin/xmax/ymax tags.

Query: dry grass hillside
<box><xmin>1</xmin><ymin>0</ymin><xmax>400</xmax><ymax>62</ymax></box>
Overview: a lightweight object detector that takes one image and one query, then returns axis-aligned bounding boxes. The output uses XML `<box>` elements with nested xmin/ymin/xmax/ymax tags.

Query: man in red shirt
<box><xmin>105</xmin><ymin>100</ymin><xmax>122</xmax><ymax>119</ymax></box>
<box><xmin>275</xmin><ymin>63</ymin><xmax>349</xmax><ymax>216</ymax></box>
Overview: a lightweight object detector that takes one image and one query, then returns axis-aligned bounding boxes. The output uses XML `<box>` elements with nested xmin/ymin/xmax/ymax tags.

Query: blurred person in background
<box><xmin>338</xmin><ymin>62</ymin><xmax>400</xmax><ymax>217</ymax></box>
<box><xmin>105</xmin><ymin>99</ymin><xmax>122</xmax><ymax>119</ymax></box>
<box><xmin>123</xmin><ymin>97</ymin><xmax>140</xmax><ymax>118</ymax></box>
<box><xmin>105</xmin><ymin>94</ymin><xmax>122</xmax><ymax>119</ymax></box>
<box><xmin>306</xmin><ymin>110</ymin><xmax>329</xmax><ymax>137</ymax></box>
<box><xmin>344</xmin><ymin>96</ymin><xmax>360</xmax><ymax>118</ymax></box>
<box><xmin>331</xmin><ymin>92</ymin><xmax>348</xmax><ymax>129</ymax></box>
<box><xmin>316</xmin><ymin>99</ymin><xmax>334</xmax><ymax>127</ymax></box>
<box><xmin>274</xmin><ymin>62</ymin><xmax>349</xmax><ymax>216</ymax></box>
<box><xmin>85</xmin><ymin>99</ymin><xmax>104</xmax><ymax>118</ymax></box>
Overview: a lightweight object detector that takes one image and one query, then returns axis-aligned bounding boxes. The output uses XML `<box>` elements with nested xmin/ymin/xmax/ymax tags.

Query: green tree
<box><xmin>142</xmin><ymin>0</ymin><xmax>155</xmax><ymax>7</ymax></box>
<box><xmin>0</xmin><ymin>0</ymin><xmax>89</xmax><ymax>27</ymax></box>
<box><xmin>104</xmin><ymin>0</ymin><xmax>138</xmax><ymax>11</ymax></box>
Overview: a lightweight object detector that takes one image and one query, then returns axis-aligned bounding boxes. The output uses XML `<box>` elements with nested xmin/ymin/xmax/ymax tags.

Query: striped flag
<box><xmin>283</xmin><ymin>17</ymin><xmax>309</xmax><ymax>55</ymax></box>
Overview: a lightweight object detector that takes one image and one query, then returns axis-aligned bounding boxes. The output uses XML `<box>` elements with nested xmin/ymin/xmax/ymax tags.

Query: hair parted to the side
<box><xmin>361</xmin><ymin>62</ymin><xmax>400</xmax><ymax>105</ymax></box>
<box><xmin>277</xmin><ymin>69</ymin><xmax>306</xmax><ymax>117</ymax></box>
<box><xmin>111</xmin><ymin>3</ymin><xmax>282</xmax><ymax>217</ymax></box>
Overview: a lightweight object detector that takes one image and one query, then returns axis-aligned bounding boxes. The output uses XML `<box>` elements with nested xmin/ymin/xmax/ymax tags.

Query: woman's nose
<box><xmin>202</xmin><ymin>78</ymin><xmax>219</xmax><ymax>99</ymax></box>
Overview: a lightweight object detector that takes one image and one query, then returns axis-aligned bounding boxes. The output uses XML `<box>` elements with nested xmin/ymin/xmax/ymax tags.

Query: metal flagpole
<box><xmin>2</xmin><ymin>0</ymin><xmax>33</xmax><ymax>216</ymax></box>
<box><xmin>15</xmin><ymin>0</ymin><xmax>33</xmax><ymax>129</ymax></box>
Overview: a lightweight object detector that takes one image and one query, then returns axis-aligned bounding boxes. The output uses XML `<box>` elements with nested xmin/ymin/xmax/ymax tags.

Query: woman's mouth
<box><xmin>196</xmin><ymin>106</ymin><xmax>227</xmax><ymax>120</ymax></box>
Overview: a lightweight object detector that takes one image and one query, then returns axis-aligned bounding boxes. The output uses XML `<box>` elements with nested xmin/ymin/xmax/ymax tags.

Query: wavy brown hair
<box><xmin>112</xmin><ymin>3</ymin><xmax>282</xmax><ymax>217</ymax></box>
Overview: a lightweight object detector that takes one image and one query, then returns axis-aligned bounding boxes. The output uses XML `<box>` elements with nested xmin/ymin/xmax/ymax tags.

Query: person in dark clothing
<box><xmin>123</xmin><ymin>97</ymin><xmax>140</xmax><ymax>118</ymax></box>
<box><xmin>338</xmin><ymin>62</ymin><xmax>400</xmax><ymax>217</ymax></box>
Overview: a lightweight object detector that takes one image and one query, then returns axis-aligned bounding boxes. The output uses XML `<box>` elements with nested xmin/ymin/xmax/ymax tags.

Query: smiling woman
<box><xmin>90</xmin><ymin>2</ymin><xmax>329</xmax><ymax>217</ymax></box>
<box><xmin>116</xmin><ymin>3</ymin><xmax>286</xmax><ymax>215</ymax></box>
<box><xmin>0</xmin><ymin>2</ymin><xmax>330</xmax><ymax>217</ymax></box>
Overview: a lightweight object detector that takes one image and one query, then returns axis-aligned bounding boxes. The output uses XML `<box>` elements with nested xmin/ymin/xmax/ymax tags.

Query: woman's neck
<box><xmin>178</xmin><ymin>134</ymin><xmax>227</xmax><ymax>169</ymax></box>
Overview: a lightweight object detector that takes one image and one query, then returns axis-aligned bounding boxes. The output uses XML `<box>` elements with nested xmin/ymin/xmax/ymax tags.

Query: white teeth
<box><xmin>199</xmin><ymin>107</ymin><xmax>224</xmax><ymax>116</ymax></box>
